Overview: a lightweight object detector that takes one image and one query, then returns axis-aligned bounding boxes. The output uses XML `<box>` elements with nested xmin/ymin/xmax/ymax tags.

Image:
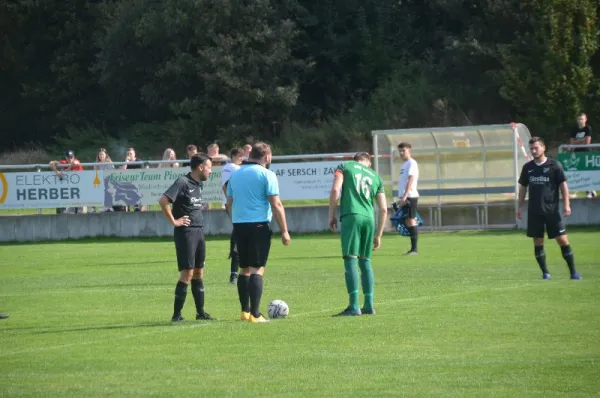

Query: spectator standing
<box><xmin>159</xmin><ymin>148</ymin><xmax>180</xmax><ymax>168</ymax></box>
<box><xmin>49</xmin><ymin>150</ymin><xmax>84</xmax><ymax>214</ymax></box>
<box><xmin>94</xmin><ymin>148</ymin><xmax>114</xmax><ymax>213</ymax></box>
<box><xmin>207</xmin><ymin>143</ymin><xmax>228</xmax><ymax>165</ymax></box>
<box><xmin>243</xmin><ymin>144</ymin><xmax>252</xmax><ymax>160</ymax></box>
<box><xmin>569</xmin><ymin>113</ymin><xmax>596</xmax><ymax>198</ymax></box>
<box><xmin>120</xmin><ymin>147</ymin><xmax>143</xmax><ymax>211</ymax></box>
<box><xmin>182</xmin><ymin>145</ymin><xmax>198</xmax><ymax>167</ymax></box>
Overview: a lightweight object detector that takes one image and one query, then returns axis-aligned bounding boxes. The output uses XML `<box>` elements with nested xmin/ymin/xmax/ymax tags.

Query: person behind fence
<box><xmin>121</xmin><ymin>147</ymin><xmax>143</xmax><ymax>211</ymax></box>
<box><xmin>182</xmin><ymin>144</ymin><xmax>198</xmax><ymax>166</ymax></box>
<box><xmin>569</xmin><ymin>112</ymin><xmax>596</xmax><ymax>198</ymax></box>
<box><xmin>395</xmin><ymin>142</ymin><xmax>420</xmax><ymax>255</ymax></box>
<box><xmin>49</xmin><ymin>150</ymin><xmax>84</xmax><ymax>214</ymax></box>
<box><xmin>158</xmin><ymin>148</ymin><xmax>179</xmax><ymax>168</ymax></box>
<box><xmin>226</xmin><ymin>142</ymin><xmax>291</xmax><ymax>323</ymax></box>
<box><xmin>221</xmin><ymin>147</ymin><xmax>244</xmax><ymax>285</ymax></box>
<box><xmin>94</xmin><ymin>148</ymin><xmax>114</xmax><ymax>213</ymax></box>
<box><xmin>328</xmin><ymin>152</ymin><xmax>387</xmax><ymax>317</ymax></box>
<box><xmin>159</xmin><ymin>153</ymin><xmax>215</xmax><ymax>322</ymax></box>
<box><xmin>242</xmin><ymin>144</ymin><xmax>252</xmax><ymax>160</ymax></box>
<box><xmin>207</xmin><ymin>143</ymin><xmax>228</xmax><ymax>165</ymax></box>
<box><xmin>517</xmin><ymin>136</ymin><xmax>581</xmax><ymax>280</ymax></box>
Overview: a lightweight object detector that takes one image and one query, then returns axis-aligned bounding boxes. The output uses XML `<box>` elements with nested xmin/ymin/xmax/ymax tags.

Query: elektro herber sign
<box><xmin>0</xmin><ymin>171</ymin><xmax>105</xmax><ymax>209</ymax></box>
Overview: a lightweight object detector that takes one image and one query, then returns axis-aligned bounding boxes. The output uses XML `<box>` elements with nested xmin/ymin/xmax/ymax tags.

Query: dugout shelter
<box><xmin>372</xmin><ymin>123</ymin><xmax>533</xmax><ymax>230</ymax></box>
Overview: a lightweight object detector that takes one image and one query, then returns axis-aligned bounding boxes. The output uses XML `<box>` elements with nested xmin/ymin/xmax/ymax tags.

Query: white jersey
<box><xmin>398</xmin><ymin>158</ymin><xmax>419</xmax><ymax>198</ymax></box>
<box><xmin>221</xmin><ymin>162</ymin><xmax>240</xmax><ymax>204</ymax></box>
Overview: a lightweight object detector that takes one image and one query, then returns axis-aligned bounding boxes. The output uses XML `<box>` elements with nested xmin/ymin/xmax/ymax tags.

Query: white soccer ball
<box><xmin>267</xmin><ymin>299</ymin><xmax>289</xmax><ymax>319</ymax></box>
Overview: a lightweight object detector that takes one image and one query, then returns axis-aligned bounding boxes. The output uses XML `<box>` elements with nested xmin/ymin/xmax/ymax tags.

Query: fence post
<box><xmin>36</xmin><ymin>166</ymin><xmax>42</xmax><ymax>215</ymax></box>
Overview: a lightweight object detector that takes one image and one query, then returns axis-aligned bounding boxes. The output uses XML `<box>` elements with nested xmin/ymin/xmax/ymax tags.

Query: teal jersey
<box><xmin>336</xmin><ymin>161</ymin><xmax>384</xmax><ymax>219</ymax></box>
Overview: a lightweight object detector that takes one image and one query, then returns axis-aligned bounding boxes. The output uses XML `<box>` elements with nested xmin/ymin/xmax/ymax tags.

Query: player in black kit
<box><xmin>159</xmin><ymin>153</ymin><xmax>216</xmax><ymax>322</ymax></box>
<box><xmin>517</xmin><ymin>137</ymin><xmax>581</xmax><ymax>280</ymax></box>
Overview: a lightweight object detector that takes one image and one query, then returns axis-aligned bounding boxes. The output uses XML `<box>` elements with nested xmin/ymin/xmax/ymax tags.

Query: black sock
<box><xmin>230</xmin><ymin>254</ymin><xmax>239</xmax><ymax>275</ymax></box>
<box><xmin>237</xmin><ymin>275</ymin><xmax>250</xmax><ymax>313</ymax></box>
<box><xmin>534</xmin><ymin>246</ymin><xmax>549</xmax><ymax>274</ymax></box>
<box><xmin>191</xmin><ymin>279</ymin><xmax>205</xmax><ymax>316</ymax></box>
<box><xmin>561</xmin><ymin>245</ymin><xmax>576</xmax><ymax>274</ymax></box>
<box><xmin>173</xmin><ymin>281</ymin><xmax>188</xmax><ymax>317</ymax></box>
<box><xmin>230</xmin><ymin>236</ymin><xmax>239</xmax><ymax>274</ymax></box>
<box><xmin>408</xmin><ymin>225</ymin><xmax>418</xmax><ymax>252</ymax></box>
<box><xmin>249</xmin><ymin>274</ymin><xmax>264</xmax><ymax>317</ymax></box>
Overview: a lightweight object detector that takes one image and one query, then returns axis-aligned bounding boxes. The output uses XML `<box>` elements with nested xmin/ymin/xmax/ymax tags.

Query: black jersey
<box><xmin>518</xmin><ymin>158</ymin><xmax>567</xmax><ymax>215</ymax></box>
<box><xmin>570</xmin><ymin>125</ymin><xmax>592</xmax><ymax>152</ymax></box>
<box><xmin>163</xmin><ymin>173</ymin><xmax>204</xmax><ymax>227</ymax></box>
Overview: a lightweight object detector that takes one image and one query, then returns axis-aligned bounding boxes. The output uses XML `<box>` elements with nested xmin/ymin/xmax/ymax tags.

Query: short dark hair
<box><xmin>186</xmin><ymin>144</ymin><xmax>197</xmax><ymax>152</ymax></box>
<box><xmin>529</xmin><ymin>136</ymin><xmax>545</xmax><ymax>146</ymax></box>
<box><xmin>353</xmin><ymin>152</ymin><xmax>370</xmax><ymax>162</ymax></box>
<box><xmin>398</xmin><ymin>142</ymin><xmax>412</xmax><ymax>150</ymax></box>
<box><xmin>190</xmin><ymin>153</ymin><xmax>211</xmax><ymax>169</ymax></box>
<box><xmin>230</xmin><ymin>147</ymin><xmax>243</xmax><ymax>158</ymax></box>
<box><xmin>249</xmin><ymin>142</ymin><xmax>271</xmax><ymax>160</ymax></box>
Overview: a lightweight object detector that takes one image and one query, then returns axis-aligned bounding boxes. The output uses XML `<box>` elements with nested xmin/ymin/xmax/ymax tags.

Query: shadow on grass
<box><xmin>69</xmin><ymin>282</ymin><xmax>171</xmax><ymax>289</ymax></box>
<box><xmin>97</xmin><ymin>260</ymin><xmax>171</xmax><ymax>267</ymax></box>
<box><xmin>0</xmin><ymin>231</ymin><xmax>340</xmax><ymax>246</ymax></box>
<box><xmin>5</xmin><ymin>319</ymin><xmax>239</xmax><ymax>335</ymax></box>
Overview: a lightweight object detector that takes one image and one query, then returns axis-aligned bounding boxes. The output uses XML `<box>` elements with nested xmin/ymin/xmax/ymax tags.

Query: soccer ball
<box><xmin>267</xmin><ymin>299</ymin><xmax>289</xmax><ymax>319</ymax></box>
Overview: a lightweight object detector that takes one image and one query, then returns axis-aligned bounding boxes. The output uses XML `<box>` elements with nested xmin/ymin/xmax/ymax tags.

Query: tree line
<box><xmin>1</xmin><ymin>0</ymin><xmax>598</xmax><ymax>158</ymax></box>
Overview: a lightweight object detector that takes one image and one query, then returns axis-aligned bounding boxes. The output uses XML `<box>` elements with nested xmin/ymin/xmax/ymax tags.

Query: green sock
<box><xmin>344</xmin><ymin>257</ymin><xmax>360</xmax><ymax>311</ymax></box>
<box><xmin>359</xmin><ymin>258</ymin><xmax>374</xmax><ymax>310</ymax></box>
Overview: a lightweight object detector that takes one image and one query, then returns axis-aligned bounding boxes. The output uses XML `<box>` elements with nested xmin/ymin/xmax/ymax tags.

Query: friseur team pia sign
<box><xmin>0</xmin><ymin>161</ymin><xmax>342</xmax><ymax>209</ymax></box>
<box><xmin>557</xmin><ymin>152</ymin><xmax>600</xmax><ymax>191</ymax></box>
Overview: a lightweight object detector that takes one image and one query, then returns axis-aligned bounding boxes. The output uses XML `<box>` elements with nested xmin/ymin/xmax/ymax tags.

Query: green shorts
<box><xmin>340</xmin><ymin>214</ymin><xmax>375</xmax><ymax>258</ymax></box>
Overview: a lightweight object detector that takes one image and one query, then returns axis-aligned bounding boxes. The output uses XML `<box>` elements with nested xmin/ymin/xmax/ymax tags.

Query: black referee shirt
<box><xmin>163</xmin><ymin>173</ymin><xmax>204</xmax><ymax>227</ymax></box>
<box><xmin>518</xmin><ymin>159</ymin><xmax>566</xmax><ymax>215</ymax></box>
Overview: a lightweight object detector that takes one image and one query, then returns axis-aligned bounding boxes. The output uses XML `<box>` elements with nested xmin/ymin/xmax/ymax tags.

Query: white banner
<box><xmin>102</xmin><ymin>167</ymin><xmax>224</xmax><ymax>206</ymax></box>
<box><xmin>102</xmin><ymin>161</ymin><xmax>342</xmax><ymax>205</ymax></box>
<box><xmin>0</xmin><ymin>161</ymin><xmax>346</xmax><ymax>209</ymax></box>
<box><xmin>270</xmin><ymin>161</ymin><xmax>340</xmax><ymax>200</ymax></box>
<box><xmin>0</xmin><ymin>171</ymin><xmax>105</xmax><ymax>209</ymax></box>
<box><xmin>564</xmin><ymin>171</ymin><xmax>600</xmax><ymax>191</ymax></box>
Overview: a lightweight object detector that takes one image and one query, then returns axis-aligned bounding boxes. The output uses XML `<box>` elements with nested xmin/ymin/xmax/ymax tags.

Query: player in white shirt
<box><xmin>396</xmin><ymin>142</ymin><xmax>420</xmax><ymax>255</ymax></box>
<box><xmin>221</xmin><ymin>147</ymin><xmax>244</xmax><ymax>284</ymax></box>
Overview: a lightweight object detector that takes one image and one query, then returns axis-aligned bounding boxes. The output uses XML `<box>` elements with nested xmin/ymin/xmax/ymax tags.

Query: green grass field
<box><xmin>1</xmin><ymin>230</ymin><xmax>599</xmax><ymax>397</ymax></box>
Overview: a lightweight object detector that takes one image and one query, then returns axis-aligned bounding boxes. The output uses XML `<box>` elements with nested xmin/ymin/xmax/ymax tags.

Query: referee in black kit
<box><xmin>226</xmin><ymin>142</ymin><xmax>291</xmax><ymax>323</ymax></box>
<box><xmin>517</xmin><ymin>137</ymin><xmax>581</xmax><ymax>280</ymax></box>
<box><xmin>159</xmin><ymin>153</ymin><xmax>216</xmax><ymax>322</ymax></box>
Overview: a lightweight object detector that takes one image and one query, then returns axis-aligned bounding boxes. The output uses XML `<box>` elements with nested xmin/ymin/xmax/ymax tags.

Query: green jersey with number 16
<box><xmin>336</xmin><ymin>161</ymin><xmax>384</xmax><ymax>219</ymax></box>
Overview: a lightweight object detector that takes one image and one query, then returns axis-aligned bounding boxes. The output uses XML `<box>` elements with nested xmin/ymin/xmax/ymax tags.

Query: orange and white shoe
<box><xmin>240</xmin><ymin>311</ymin><xmax>251</xmax><ymax>321</ymax></box>
<box><xmin>248</xmin><ymin>314</ymin><xmax>270</xmax><ymax>323</ymax></box>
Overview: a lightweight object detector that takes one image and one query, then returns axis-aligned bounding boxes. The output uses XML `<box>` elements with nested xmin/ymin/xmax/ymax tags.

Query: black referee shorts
<box><xmin>527</xmin><ymin>213</ymin><xmax>566</xmax><ymax>239</ymax></box>
<box><xmin>174</xmin><ymin>227</ymin><xmax>206</xmax><ymax>271</ymax></box>
<box><xmin>233</xmin><ymin>222</ymin><xmax>272</xmax><ymax>268</ymax></box>
<box><xmin>402</xmin><ymin>198</ymin><xmax>419</xmax><ymax>220</ymax></box>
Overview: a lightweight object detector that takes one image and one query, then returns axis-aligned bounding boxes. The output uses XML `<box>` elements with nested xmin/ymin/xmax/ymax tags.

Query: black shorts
<box><xmin>174</xmin><ymin>227</ymin><xmax>206</xmax><ymax>271</ymax></box>
<box><xmin>233</xmin><ymin>222</ymin><xmax>272</xmax><ymax>268</ymax></box>
<box><xmin>527</xmin><ymin>213</ymin><xmax>566</xmax><ymax>239</ymax></box>
<box><xmin>402</xmin><ymin>198</ymin><xmax>419</xmax><ymax>219</ymax></box>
